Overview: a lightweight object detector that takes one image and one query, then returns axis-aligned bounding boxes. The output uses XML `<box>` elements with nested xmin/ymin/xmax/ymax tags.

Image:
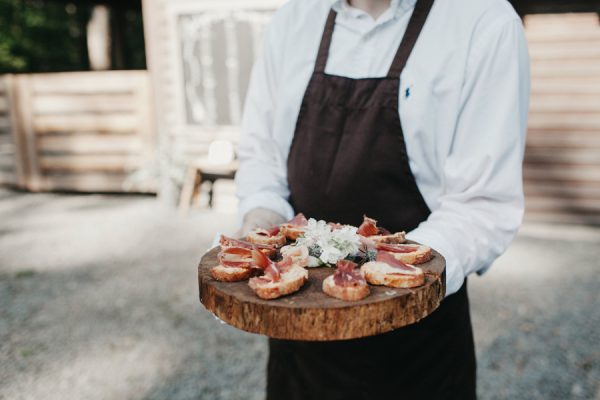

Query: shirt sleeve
<box><xmin>406</xmin><ymin>18</ymin><xmax>531</xmax><ymax>296</ymax></box>
<box><xmin>234</xmin><ymin>14</ymin><xmax>295</xmax><ymax>224</ymax></box>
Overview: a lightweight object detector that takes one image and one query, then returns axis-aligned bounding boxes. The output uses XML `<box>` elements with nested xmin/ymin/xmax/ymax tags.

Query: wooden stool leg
<box><xmin>179</xmin><ymin>167</ymin><xmax>198</xmax><ymax>213</ymax></box>
<box><xmin>208</xmin><ymin>180</ymin><xmax>214</xmax><ymax>208</ymax></box>
<box><xmin>191</xmin><ymin>171</ymin><xmax>203</xmax><ymax>207</ymax></box>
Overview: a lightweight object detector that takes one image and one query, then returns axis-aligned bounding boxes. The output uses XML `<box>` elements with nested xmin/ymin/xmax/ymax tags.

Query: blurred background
<box><xmin>0</xmin><ymin>0</ymin><xmax>599</xmax><ymax>399</ymax></box>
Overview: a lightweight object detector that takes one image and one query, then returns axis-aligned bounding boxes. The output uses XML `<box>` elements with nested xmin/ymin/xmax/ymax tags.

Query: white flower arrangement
<box><xmin>295</xmin><ymin>218</ymin><xmax>361</xmax><ymax>267</ymax></box>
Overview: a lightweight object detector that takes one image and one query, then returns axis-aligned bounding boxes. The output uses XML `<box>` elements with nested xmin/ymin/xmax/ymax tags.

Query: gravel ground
<box><xmin>0</xmin><ymin>187</ymin><xmax>598</xmax><ymax>400</ymax></box>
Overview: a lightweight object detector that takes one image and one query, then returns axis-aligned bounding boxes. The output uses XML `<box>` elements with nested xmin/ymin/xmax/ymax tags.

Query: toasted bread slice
<box><xmin>322</xmin><ymin>275</ymin><xmax>370</xmax><ymax>301</ymax></box>
<box><xmin>248</xmin><ymin>266</ymin><xmax>308</xmax><ymax>299</ymax></box>
<box><xmin>210</xmin><ymin>265</ymin><xmax>253</xmax><ymax>282</ymax></box>
<box><xmin>361</xmin><ymin>261</ymin><xmax>424</xmax><ymax>288</ymax></box>
<box><xmin>388</xmin><ymin>244</ymin><xmax>432</xmax><ymax>265</ymax></box>
<box><xmin>280</xmin><ymin>244</ymin><xmax>310</xmax><ymax>268</ymax></box>
<box><xmin>247</xmin><ymin>229</ymin><xmax>287</xmax><ymax>248</ymax></box>
<box><xmin>369</xmin><ymin>232</ymin><xmax>406</xmax><ymax>244</ymax></box>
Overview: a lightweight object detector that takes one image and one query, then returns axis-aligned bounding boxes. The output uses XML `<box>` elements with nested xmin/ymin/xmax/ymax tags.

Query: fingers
<box><xmin>240</xmin><ymin>207</ymin><xmax>288</xmax><ymax>237</ymax></box>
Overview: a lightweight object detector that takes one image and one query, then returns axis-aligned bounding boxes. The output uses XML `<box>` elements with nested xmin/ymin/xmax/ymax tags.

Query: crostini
<box><xmin>361</xmin><ymin>251</ymin><xmax>424</xmax><ymax>288</ymax></box>
<box><xmin>219</xmin><ymin>235</ymin><xmax>277</xmax><ymax>258</ymax></box>
<box><xmin>280</xmin><ymin>244</ymin><xmax>310</xmax><ymax>268</ymax></box>
<box><xmin>248</xmin><ymin>251</ymin><xmax>308</xmax><ymax>300</ymax></box>
<box><xmin>280</xmin><ymin>213</ymin><xmax>309</xmax><ymax>240</ymax></box>
<box><xmin>357</xmin><ymin>215</ymin><xmax>406</xmax><ymax>244</ymax></box>
<box><xmin>247</xmin><ymin>226</ymin><xmax>287</xmax><ymax>248</ymax></box>
<box><xmin>375</xmin><ymin>243</ymin><xmax>432</xmax><ymax>265</ymax></box>
<box><xmin>210</xmin><ymin>247</ymin><xmax>255</xmax><ymax>282</ymax></box>
<box><xmin>322</xmin><ymin>260</ymin><xmax>370</xmax><ymax>301</ymax></box>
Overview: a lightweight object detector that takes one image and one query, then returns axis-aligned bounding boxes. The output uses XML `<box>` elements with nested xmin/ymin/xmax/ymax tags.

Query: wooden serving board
<box><xmin>198</xmin><ymin>243</ymin><xmax>445</xmax><ymax>341</ymax></box>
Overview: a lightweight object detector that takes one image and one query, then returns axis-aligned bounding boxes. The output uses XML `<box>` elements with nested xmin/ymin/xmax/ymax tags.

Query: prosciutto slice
<box><xmin>252</xmin><ymin>249</ymin><xmax>281</xmax><ymax>282</ymax></box>
<box><xmin>376</xmin><ymin>251</ymin><xmax>421</xmax><ymax>275</ymax></box>
<box><xmin>376</xmin><ymin>243</ymin><xmax>420</xmax><ymax>254</ymax></box>
<box><xmin>217</xmin><ymin>247</ymin><xmax>254</xmax><ymax>269</ymax></box>
<box><xmin>357</xmin><ymin>215</ymin><xmax>391</xmax><ymax>237</ymax></box>
<box><xmin>220</xmin><ymin>235</ymin><xmax>275</xmax><ymax>253</ymax></box>
<box><xmin>286</xmin><ymin>213</ymin><xmax>308</xmax><ymax>227</ymax></box>
<box><xmin>333</xmin><ymin>260</ymin><xmax>367</xmax><ymax>287</ymax></box>
<box><xmin>254</xmin><ymin>226</ymin><xmax>281</xmax><ymax>237</ymax></box>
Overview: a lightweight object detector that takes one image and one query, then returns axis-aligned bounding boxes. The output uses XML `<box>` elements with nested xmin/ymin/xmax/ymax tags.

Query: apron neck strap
<box><xmin>315</xmin><ymin>0</ymin><xmax>434</xmax><ymax>77</ymax></box>
<box><xmin>314</xmin><ymin>10</ymin><xmax>338</xmax><ymax>74</ymax></box>
<box><xmin>387</xmin><ymin>0</ymin><xmax>434</xmax><ymax>78</ymax></box>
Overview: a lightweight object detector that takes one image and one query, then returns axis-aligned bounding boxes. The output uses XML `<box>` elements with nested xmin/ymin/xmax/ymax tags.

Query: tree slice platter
<box><xmin>198</xmin><ymin>243</ymin><xmax>445</xmax><ymax>341</ymax></box>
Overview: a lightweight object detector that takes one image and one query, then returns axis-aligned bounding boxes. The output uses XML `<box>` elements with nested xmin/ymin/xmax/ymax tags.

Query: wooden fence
<box><xmin>524</xmin><ymin>13</ymin><xmax>600</xmax><ymax>224</ymax></box>
<box><xmin>0</xmin><ymin>70</ymin><xmax>155</xmax><ymax>192</ymax></box>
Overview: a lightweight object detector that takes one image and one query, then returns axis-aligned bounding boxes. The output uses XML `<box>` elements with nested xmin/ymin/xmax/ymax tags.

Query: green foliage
<box><xmin>0</xmin><ymin>0</ymin><xmax>90</xmax><ymax>72</ymax></box>
<box><xmin>0</xmin><ymin>0</ymin><xmax>146</xmax><ymax>73</ymax></box>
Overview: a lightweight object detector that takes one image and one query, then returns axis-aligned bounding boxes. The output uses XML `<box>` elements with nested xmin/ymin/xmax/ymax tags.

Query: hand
<box><xmin>237</xmin><ymin>207</ymin><xmax>288</xmax><ymax>238</ymax></box>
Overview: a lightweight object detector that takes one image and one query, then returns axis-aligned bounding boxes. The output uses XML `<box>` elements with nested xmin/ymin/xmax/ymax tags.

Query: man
<box><xmin>235</xmin><ymin>0</ymin><xmax>530</xmax><ymax>398</ymax></box>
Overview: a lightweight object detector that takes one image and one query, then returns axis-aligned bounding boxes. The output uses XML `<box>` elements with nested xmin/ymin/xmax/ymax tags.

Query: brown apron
<box><xmin>270</xmin><ymin>0</ymin><xmax>476</xmax><ymax>399</ymax></box>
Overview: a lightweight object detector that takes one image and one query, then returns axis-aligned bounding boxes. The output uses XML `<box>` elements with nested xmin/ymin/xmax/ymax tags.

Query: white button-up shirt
<box><xmin>235</xmin><ymin>0</ymin><xmax>530</xmax><ymax>296</ymax></box>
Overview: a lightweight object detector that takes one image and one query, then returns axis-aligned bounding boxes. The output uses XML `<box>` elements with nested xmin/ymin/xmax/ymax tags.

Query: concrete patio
<box><xmin>0</xmin><ymin>188</ymin><xmax>598</xmax><ymax>400</ymax></box>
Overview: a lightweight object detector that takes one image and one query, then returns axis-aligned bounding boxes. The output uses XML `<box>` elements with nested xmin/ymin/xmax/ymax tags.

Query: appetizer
<box><xmin>361</xmin><ymin>251</ymin><xmax>424</xmax><ymax>288</ymax></box>
<box><xmin>248</xmin><ymin>250</ymin><xmax>308</xmax><ymax>300</ymax></box>
<box><xmin>211</xmin><ymin>247</ymin><xmax>256</xmax><ymax>282</ymax></box>
<box><xmin>280</xmin><ymin>213</ymin><xmax>309</xmax><ymax>240</ymax></box>
<box><xmin>280</xmin><ymin>244</ymin><xmax>310</xmax><ymax>268</ymax></box>
<box><xmin>322</xmin><ymin>260</ymin><xmax>370</xmax><ymax>301</ymax></box>
<box><xmin>220</xmin><ymin>235</ymin><xmax>277</xmax><ymax>258</ymax></box>
<box><xmin>247</xmin><ymin>226</ymin><xmax>287</xmax><ymax>248</ymax></box>
<box><xmin>375</xmin><ymin>243</ymin><xmax>432</xmax><ymax>265</ymax></box>
<box><xmin>357</xmin><ymin>215</ymin><xmax>406</xmax><ymax>244</ymax></box>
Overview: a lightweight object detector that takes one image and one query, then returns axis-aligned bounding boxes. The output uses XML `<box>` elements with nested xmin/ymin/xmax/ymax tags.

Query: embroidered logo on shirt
<box><xmin>405</xmin><ymin>86</ymin><xmax>411</xmax><ymax>99</ymax></box>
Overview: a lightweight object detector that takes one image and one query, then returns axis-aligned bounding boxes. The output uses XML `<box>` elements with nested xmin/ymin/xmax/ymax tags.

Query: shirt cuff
<box><xmin>406</xmin><ymin>228</ymin><xmax>465</xmax><ymax>297</ymax></box>
<box><xmin>238</xmin><ymin>191</ymin><xmax>295</xmax><ymax>226</ymax></box>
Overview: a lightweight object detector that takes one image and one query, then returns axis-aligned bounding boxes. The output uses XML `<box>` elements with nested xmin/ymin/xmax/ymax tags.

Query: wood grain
<box><xmin>198</xmin><ymin>243</ymin><xmax>445</xmax><ymax>341</ymax></box>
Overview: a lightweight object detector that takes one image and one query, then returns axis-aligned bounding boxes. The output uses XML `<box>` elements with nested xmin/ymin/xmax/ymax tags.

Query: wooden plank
<box><xmin>4</xmin><ymin>74</ymin><xmax>26</xmax><ymax>187</ymax></box>
<box><xmin>525</xmin><ymin>182</ymin><xmax>600</xmax><ymax>199</ymax></box>
<box><xmin>531</xmin><ymin>61</ymin><xmax>600</xmax><ymax>78</ymax></box>
<box><xmin>13</xmin><ymin>74</ymin><xmax>42</xmax><ymax>190</ymax></box>
<box><xmin>531</xmin><ymin>79</ymin><xmax>600</xmax><ymax>95</ymax></box>
<box><xmin>525</xmin><ymin>148</ymin><xmax>600</xmax><ymax>164</ymax></box>
<box><xmin>133</xmin><ymin>73</ymin><xmax>156</xmax><ymax>162</ymax></box>
<box><xmin>0</xmin><ymin>96</ymin><xmax>8</xmax><ymax>113</ymax></box>
<box><xmin>32</xmin><ymin>94</ymin><xmax>138</xmax><ymax>115</ymax></box>
<box><xmin>41</xmin><ymin>172</ymin><xmax>154</xmax><ymax>193</ymax></box>
<box><xmin>29</xmin><ymin>71</ymin><xmax>146</xmax><ymax>94</ymax></box>
<box><xmin>38</xmin><ymin>134</ymin><xmax>142</xmax><ymax>154</ymax></box>
<box><xmin>0</xmin><ymin>115</ymin><xmax>10</xmax><ymax>130</ymax></box>
<box><xmin>0</xmin><ymin>170</ymin><xmax>17</xmax><ymax>185</ymax></box>
<box><xmin>41</xmin><ymin>173</ymin><xmax>128</xmax><ymax>192</ymax></box>
<box><xmin>526</xmin><ymin>130</ymin><xmax>600</xmax><ymax>149</ymax></box>
<box><xmin>524</xmin><ymin>165</ymin><xmax>600</xmax><ymax>182</ymax></box>
<box><xmin>524</xmin><ymin>211</ymin><xmax>600</xmax><ymax>226</ymax></box>
<box><xmin>525</xmin><ymin>196</ymin><xmax>600</xmax><ymax>213</ymax></box>
<box><xmin>530</xmin><ymin>95</ymin><xmax>600</xmax><ymax>113</ymax></box>
<box><xmin>527</xmin><ymin>113</ymin><xmax>600</xmax><ymax>130</ymax></box>
<box><xmin>0</xmin><ymin>142</ymin><xmax>15</xmax><ymax>156</ymax></box>
<box><xmin>529</xmin><ymin>43</ymin><xmax>600</xmax><ymax>60</ymax></box>
<box><xmin>39</xmin><ymin>154</ymin><xmax>142</xmax><ymax>173</ymax></box>
<box><xmin>33</xmin><ymin>114</ymin><xmax>139</xmax><ymax>134</ymax></box>
<box><xmin>526</xmin><ymin>31</ymin><xmax>600</xmax><ymax>43</ymax></box>
<box><xmin>525</xmin><ymin>13</ymin><xmax>600</xmax><ymax>27</ymax></box>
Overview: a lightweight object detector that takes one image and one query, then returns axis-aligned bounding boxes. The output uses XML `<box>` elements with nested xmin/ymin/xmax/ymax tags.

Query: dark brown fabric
<box><xmin>273</xmin><ymin>0</ymin><xmax>476</xmax><ymax>398</ymax></box>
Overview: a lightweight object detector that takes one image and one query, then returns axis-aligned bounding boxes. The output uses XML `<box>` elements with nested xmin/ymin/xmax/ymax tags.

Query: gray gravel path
<box><xmin>0</xmin><ymin>188</ymin><xmax>598</xmax><ymax>400</ymax></box>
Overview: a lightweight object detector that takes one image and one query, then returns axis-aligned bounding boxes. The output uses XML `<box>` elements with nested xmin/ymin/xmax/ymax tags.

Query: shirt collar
<box><xmin>329</xmin><ymin>0</ymin><xmax>416</xmax><ymax>20</ymax></box>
